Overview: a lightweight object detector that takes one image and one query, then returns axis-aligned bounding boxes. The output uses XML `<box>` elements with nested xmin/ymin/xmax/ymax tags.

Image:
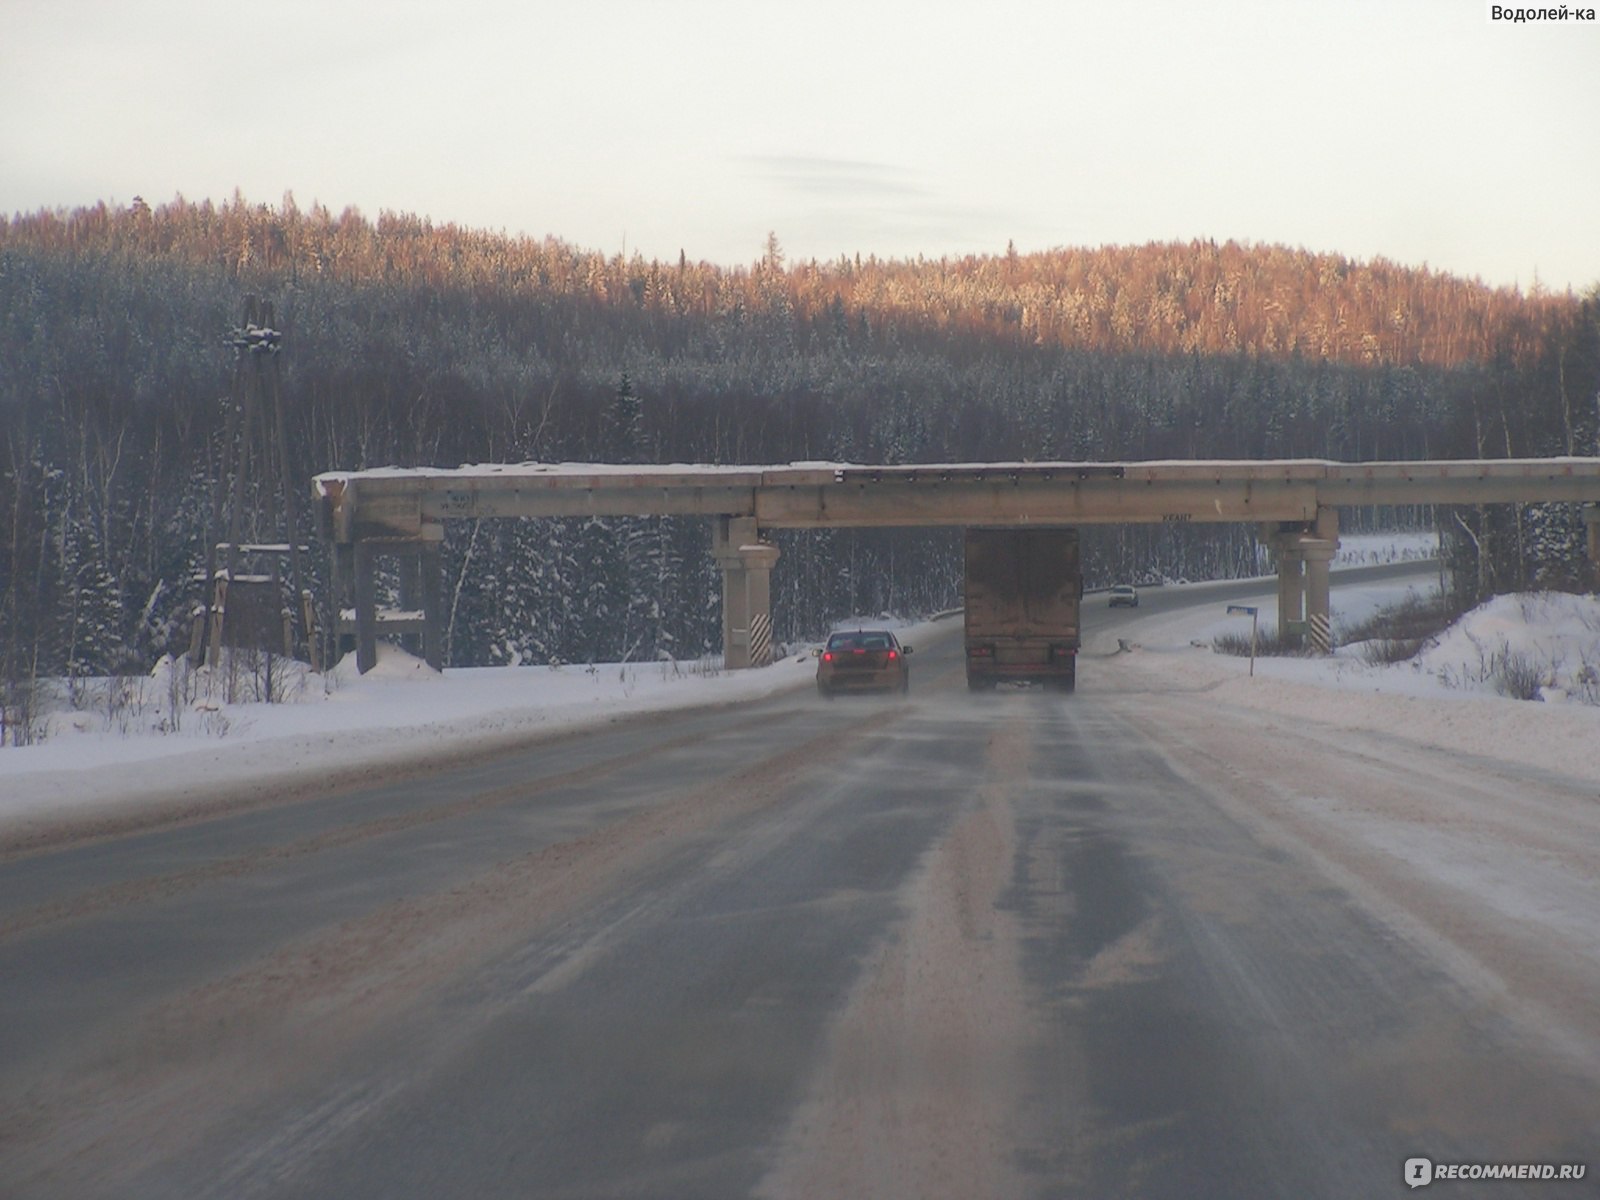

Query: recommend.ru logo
<box><xmin>1405</xmin><ymin>1156</ymin><xmax>1588</xmax><ymax>1186</ymax></box>
<box><xmin>1406</xmin><ymin>1158</ymin><xmax>1434</xmax><ymax>1188</ymax></box>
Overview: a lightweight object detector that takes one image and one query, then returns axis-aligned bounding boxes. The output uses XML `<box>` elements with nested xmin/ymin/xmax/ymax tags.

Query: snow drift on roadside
<box><xmin>1114</xmin><ymin>581</ymin><xmax>1600</xmax><ymax>789</ymax></box>
<box><xmin>1411</xmin><ymin>592</ymin><xmax>1600</xmax><ymax>702</ymax></box>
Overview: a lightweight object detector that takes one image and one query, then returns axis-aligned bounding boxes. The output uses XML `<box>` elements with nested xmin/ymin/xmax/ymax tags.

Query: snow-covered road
<box><xmin>3</xmin><ymin>563</ymin><xmax>1598</xmax><ymax>1198</ymax></box>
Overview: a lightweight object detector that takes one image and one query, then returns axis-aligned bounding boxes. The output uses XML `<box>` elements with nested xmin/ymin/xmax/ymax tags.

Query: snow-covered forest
<box><xmin>2</xmin><ymin>196</ymin><xmax>1598</xmax><ymax>685</ymax></box>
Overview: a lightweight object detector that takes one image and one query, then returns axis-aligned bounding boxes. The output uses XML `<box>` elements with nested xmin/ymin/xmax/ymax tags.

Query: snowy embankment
<box><xmin>5</xmin><ymin>534</ymin><xmax>1598</xmax><ymax>843</ymax></box>
<box><xmin>1099</xmin><ymin>570</ymin><xmax>1600</xmax><ymax>789</ymax></box>
<box><xmin>0</xmin><ymin>647</ymin><xmax>813</xmax><ymax>844</ymax></box>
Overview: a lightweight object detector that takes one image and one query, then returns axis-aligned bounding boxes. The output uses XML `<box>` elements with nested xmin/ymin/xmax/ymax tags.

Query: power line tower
<box><xmin>192</xmin><ymin>296</ymin><xmax>318</xmax><ymax>669</ymax></box>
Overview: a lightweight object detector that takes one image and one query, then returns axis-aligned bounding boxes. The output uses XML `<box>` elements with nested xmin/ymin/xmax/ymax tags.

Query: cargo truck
<box><xmin>963</xmin><ymin>527</ymin><xmax>1082</xmax><ymax>692</ymax></box>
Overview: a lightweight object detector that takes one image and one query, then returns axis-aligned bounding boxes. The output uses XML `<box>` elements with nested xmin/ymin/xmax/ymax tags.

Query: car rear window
<box><xmin>827</xmin><ymin>632</ymin><xmax>893</xmax><ymax>650</ymax></box>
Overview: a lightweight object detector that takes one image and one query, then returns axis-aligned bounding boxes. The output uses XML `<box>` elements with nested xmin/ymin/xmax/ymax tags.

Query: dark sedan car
<box><xmin>816</xmin><ymin>630</ymin><xmax>912</xmax><ymax>697</ymax></box>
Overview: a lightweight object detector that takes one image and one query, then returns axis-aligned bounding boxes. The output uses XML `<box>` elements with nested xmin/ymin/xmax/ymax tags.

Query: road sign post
<box><xmin>1226</xmin><ymin>604</ymin><xmax>1259</xmax><ymax>676</ymax></box>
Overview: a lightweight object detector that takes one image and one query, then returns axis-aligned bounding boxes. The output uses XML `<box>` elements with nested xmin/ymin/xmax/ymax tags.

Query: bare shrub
<box><xmin>161</xmin><ymin>654</ymin><xmax>201</xmax><ymax>733</ymax></box>
<box><xmin>1342</xmin><ymin>591</ymin><xmax>1464</xmax><ymax>666</ymax></box>
<box><xmin>102</xmin><ymin>674</ymin><xmax>151</xmax><ymax>735</ymax></box>
<box><xmin>0</xmin><ymin>675</ymin><xmax>47</xmax><ymax>747</ymax></box>
<box><xmin>194</xmin><ymin>706</ymin><xmax>232</xmax><ymax>738</ymax></box>
<box><xmin>1212</xmin><ymin>628</ymin><xmax>1310</xmax><ymax>658</ymax></box>
<box><xmin>1361</xmin><ymin>637</ymin><xmax>1426</xmax><ymax>666</ymax></box>
<box><xmin>1491</xmin><ymin>650</ymin><xmax>1544</xmax><ymax>701</ymax></box>
<box><xmin>1574</xmin><ymin>657</ymin><xmax>1600</xmax><ymax>706</ymax></box>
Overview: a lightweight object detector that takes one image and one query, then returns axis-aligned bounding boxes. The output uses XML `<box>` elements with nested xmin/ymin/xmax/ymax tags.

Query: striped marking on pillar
<box><xmin>1309</xmin><ymin>613</ymin><xmax>1331</xmax><ymax>655</ymax></box>
<box><xmin>750</xmin><ymin>612</ymin><xmax>773</xmax><ymax>667</ymax></box>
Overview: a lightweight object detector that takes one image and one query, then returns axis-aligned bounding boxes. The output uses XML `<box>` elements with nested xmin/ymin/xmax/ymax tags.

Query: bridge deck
<box><xmin>315</xmin><ymin>458</ymin><xmax>1600</xmax><ymax>539</ymax></box>
<box><xmin>310</xmin><ymin>458</ymin><xmax>1600</xmax><ymax>674</ymax></box>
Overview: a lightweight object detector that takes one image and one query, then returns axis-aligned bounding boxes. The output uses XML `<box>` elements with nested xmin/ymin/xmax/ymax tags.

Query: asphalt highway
<box><xmin>1</xmin><ymin>562</ymin><xmax>1593</xmax><ymax>1199</ymax></box>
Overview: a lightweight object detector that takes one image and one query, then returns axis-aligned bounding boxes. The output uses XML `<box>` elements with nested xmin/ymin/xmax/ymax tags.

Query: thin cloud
<box><xmin>738</xmin><ymin>156</ymin><xmax>1023</xmax><ymax>260</ymax></box>
<box><xmin>742</xmin><ymin>156</ymin><xmax>930</xmax><ymax>201</ymax></box>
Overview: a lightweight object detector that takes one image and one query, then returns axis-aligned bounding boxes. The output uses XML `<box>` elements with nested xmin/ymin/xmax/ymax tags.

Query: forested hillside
<box><xmin>3</xmin><ymin>195</ymin><xmax>1597</xmax><ymax>684</ymax></box>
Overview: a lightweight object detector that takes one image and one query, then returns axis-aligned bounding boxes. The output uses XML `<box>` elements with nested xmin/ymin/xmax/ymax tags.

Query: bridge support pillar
<box><xmin>1264</xmin><ymin>523</ymin><xmax>1305</xmax><ymax>646</ymax></box>
<box><xmin>713</xmin><ymin>517</ymin><xmax>780</xmax><ymax>668</ymax></box>
<box><xmin>354</xmin><ymin>541</ymin><xmax>378</xmax><ymax>675</ymax></box>
<box><xmin>346</xmin><ymin>526</ymin><xmax>445</xmax><ymax>675</ymax></box>
<box><xmin>398</xmin><ymin>551</ymin><xmax>423</xmax><ymax>657</ymax></box>
<box><xmin>1301</xmin><ymin>540</ymin><xmax>1336</xmax><ymax>654</ymax></box>
<box><xmin>1266</xmin><ymin>511</ymin><xmax>1339</xmax><ymax>654</ymax></box>
<box><xmin>420</xmin><ymin>540</ymin><xmax>445</xmax><ymax>672</ymax></box>
<box><xmin>1586</xmin><ymin>504</ymin><xmax>1600</xmax><ymax>591</ymax></box>
<box><xmin>331</xmin><ymin>542</ymin><xmax>355</xmax><ymax>661</ymax></box>
<box><xmin>1301</xmin><ymin>506</ymin><xmax>1340</xmax><ymax>656</ymax></box>
<box><xmin>1274</xmin><ymin>540</ymin><xmax>1305</xmax><ymax>644</ymax></box>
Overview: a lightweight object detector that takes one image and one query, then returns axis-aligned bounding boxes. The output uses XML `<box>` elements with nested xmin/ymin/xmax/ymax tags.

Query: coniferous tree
<box><xmin>1</xmin><ymin>196</ymin><xmax>1595</xmax><ymax>681</ymax></box>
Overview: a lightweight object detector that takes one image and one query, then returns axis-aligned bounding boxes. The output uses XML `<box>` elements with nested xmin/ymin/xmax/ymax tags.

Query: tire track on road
<box><xmin>0</xmin><ymin>707</ymin><xmax>801</xmax><ymax>944</ymax></box>
<box><xmin>0</xmin><ymin>705</ymin><xmax>912</xmax><ymax>1199</ymax></box>
<box><xmin>758</xmin><ymin>719</ymin><xmax>1037</xmax><ymax>1200</ymax></box>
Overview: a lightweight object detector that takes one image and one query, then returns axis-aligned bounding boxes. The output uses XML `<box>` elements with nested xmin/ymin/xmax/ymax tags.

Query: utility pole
<box><xmin>194</xmin><ymin>297</ymin><xmax>317</xmax><ymax>668</ymax></box>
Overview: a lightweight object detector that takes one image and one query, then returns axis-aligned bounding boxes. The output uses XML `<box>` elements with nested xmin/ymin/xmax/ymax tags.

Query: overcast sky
<box><xmin>3</xmin><ymin>0</ymin><xmax>1597</xmax><ymax>290</ymax></box>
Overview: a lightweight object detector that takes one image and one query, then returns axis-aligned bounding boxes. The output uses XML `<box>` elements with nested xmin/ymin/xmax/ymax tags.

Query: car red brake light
<box><xmin>887</xmin><ymin>649</ymin><xmax>897</xmax><ymax>660</ymax></box>
<box><xmin>822</xmin><ymin>651</ymin><xmax>833</xmax><ymax>662</ymax></box>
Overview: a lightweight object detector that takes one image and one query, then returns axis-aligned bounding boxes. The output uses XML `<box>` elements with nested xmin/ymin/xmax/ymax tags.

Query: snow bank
<box><xmin>0</xmin><ymin>646</ymin><xmax>801</xmax><ymax>836</ymax></box>
<box><xmin>1414</xmin><ymin>592</ymin><xmax>1600</xmax><ymax>702</ymax></box>
<box><xmin>0</xmin><ymin>620</ymin><xmax>949</xmax><ymax>841</ymax></box>
<box><xmin>1111</xmin><ymin>575</ymin><xmax>1600</xmax><ymax>788</ymax></box>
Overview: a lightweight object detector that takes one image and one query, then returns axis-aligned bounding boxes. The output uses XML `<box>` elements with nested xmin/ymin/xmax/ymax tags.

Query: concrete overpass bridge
<box><xmin>313</xmin><ymin>458</ymin><xmax>1600</xmax><ymax>673</ymax></box>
